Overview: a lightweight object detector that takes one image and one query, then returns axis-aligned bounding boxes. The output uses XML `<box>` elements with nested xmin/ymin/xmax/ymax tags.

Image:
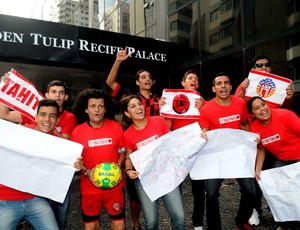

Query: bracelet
<box><xmin>124</xmin><ymin>168</ymin><xmax>132</xmax><ymax>174</ymax></box>
<box><xmin>82</xmin><ymin>168</ymin><xmax>88</xmax><ymax>177</ymax></box>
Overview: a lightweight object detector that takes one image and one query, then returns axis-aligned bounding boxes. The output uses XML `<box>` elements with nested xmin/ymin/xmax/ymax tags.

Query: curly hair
<box><xmin>72</xmin><ymin>88</ymin><xmax>118</xmax><ymax>125</ymax></box>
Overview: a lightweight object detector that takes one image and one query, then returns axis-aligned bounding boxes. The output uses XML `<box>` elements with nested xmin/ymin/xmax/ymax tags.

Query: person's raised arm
<box><xmin>281</xmin><ymin>84</ymin><xmax>294</xmax><ymax>109</ymax></box>
<box><xmin>106</xmin><ymin>46</ymin><xmax>131</xmax><ymax>91</ymax></box>
<box><xmin>0</xmin><ymin>73</ymin><xmax>23</xmax><ymax>123</ymax></box>
<box><xmin>235</xmin><ymin>78</ymin><xmax>250</xmax><ymax>98</ymax></box>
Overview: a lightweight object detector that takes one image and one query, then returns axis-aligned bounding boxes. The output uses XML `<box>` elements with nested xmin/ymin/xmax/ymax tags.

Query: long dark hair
<box><xmin>119</xmin><ymin>94</ymin><xmax>142</xmax><ymax>129</ymax></box>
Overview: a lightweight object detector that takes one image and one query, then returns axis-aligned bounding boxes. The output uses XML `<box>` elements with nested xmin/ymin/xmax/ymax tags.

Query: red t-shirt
<box><xmin>250</xmin><ymin>109</ymin><xmax>300</xmax><ymax>161</ymax></box>
<box><xmin>70</xmin><ymin>119</ymin><xmax>125</xmax><ymax>194</ymax></box>
<box><xmin>123</xmin><ymin>116</ymin><xmax>170</xmax><ymax>151</ymax></box>
<box><xmin>21</xmin><ymin>110</ymin><xmax>77</xmax><ymax>136</ymax></box>
<box><xmin>199</xmin><ymin>96</ymin><xmax>248</xmax><ymax>130</ymax></box>
<box><xmin>0</xmin><ymin>184</ymin><xmax>35</xmax><ymax>200</ymax></box>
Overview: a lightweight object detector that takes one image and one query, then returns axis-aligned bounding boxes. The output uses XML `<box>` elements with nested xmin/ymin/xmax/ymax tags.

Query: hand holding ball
<box><xmin>93</xmin><ymin>162</ymin><xmax>122</xmax><ymax>189</ymax></box>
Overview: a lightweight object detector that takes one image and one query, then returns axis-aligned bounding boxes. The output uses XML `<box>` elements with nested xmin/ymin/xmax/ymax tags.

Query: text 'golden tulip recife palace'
<box><xmin>0</xmin><ymin>0</ymin><xmax>300</xmax><ymax>115</ymax></box>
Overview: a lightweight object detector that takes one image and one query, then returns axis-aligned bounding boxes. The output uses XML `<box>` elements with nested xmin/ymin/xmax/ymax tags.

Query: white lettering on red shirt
<box><xmin>88</xmin><ymin>138</ymin><xmax>112</xmax><ymax>147</ymax></box>
<box><xmin>136</xmin><ymin>135</ymin><xmax>159</xmax><ymax>149</ymax></box>
<box><xmin>261</xmin><ymin>134</ymin><xmax>281</xmax><ymax>145</ymax></box>
<box><xmin>219</xmin><ymin>114</ymin><xmax>240</xmax><ymax>124</ymax></box>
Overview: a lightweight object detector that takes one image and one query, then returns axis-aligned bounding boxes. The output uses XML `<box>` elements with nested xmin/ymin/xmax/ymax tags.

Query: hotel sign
<box><xmin>0</xmin><ymin>14</ymin><xmax>170</xmax><ymax>69</ymax></box>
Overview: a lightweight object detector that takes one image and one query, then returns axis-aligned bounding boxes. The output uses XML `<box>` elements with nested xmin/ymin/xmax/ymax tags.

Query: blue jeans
<box><xmin>0</xmin><ymin>196</ymin><xmax>58</xmax><ymax>230</ymax></box>
<box><xmin>135</xmin><ymin>179</ymin><xmax>185</xmax><ymax>230</ymax></box>
<box><xmin>48</xmin><ymin>187</ymin><xmax>71</xmax><ymax>230</ymax></box>
<box><xmin>206</xmin><ymin>178</ymin><xmax>256</xmax><ymax>230</ymax></box>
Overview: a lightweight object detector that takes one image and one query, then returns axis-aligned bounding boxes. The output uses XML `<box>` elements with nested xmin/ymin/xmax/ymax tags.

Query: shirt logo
<box><xmin>136</xmin><ymin>135</ymin><xmax>159</xmax><ymax>149</ymax></box>
<box><xmin>88</xmin><ymin>138</ymin><xmax>112</xmax><ymax>147</ymax></box>
<box><xmin>219</xmin><ymin>114</ymin><xmax>240</xmax><ymax>124</ymax></box>
<box><xmin>261</xmin><ymin>134</ymin><xmax>280</xmax><ymax>145</ymax></box>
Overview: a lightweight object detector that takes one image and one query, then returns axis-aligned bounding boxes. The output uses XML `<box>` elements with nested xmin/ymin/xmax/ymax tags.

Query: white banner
<box><xmin>130</xmin><ymin>122</ymin><xmax>205</xmax><ymax>201</ymax></box>
<box><xmin>160</xmin><ymin>89</ymin><xmax>201</xmax><ymax>119</ymax></box>
<box><xmin>190</xmin><ymin>129</ymin><xmax>259</xmax><ymax>180</ymax></box>
<box><xmin>245</xmin><ymin>69</ymin><xmax>292</xmax><ymax>107</ymax></box>
<box><xmin>130</xmin><ymin>125</ymin><xmax>258</xmax><ymax>201</ymax></box>
<box><xmin>0</xmin><ymin>69</ymin><xmax>44</xmax><ymax>121</ymax></box>
<box><xmin>0</xmin><ymin>119</ymin><xmax>83</xmax><ymax>203</ymax></box>
<box><xmin>259</xmin><ymin>162</ymin><xmax>300</xmax><ymax>221</ymax></box>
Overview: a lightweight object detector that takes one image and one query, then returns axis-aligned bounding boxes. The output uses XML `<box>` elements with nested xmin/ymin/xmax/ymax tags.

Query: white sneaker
<box><xmin>194</xmin><ymin>227</ymin><xmax>203</xmax><ymax>230</ymax></box>
<box><xmin>249</xmin><ymin>208</ymin><xmax>260</xmax><ymax>226</ymax></box>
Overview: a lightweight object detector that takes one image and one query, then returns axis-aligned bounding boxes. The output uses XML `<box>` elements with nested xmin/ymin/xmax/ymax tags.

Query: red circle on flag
<box><xmin>172</xmin><ymin>94</ymin><xmax>190</xmax><ymax>114</ymax></box>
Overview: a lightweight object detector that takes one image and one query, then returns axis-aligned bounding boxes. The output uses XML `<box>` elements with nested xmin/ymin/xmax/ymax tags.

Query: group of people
<box><xmin>0</xmin><ymin>47</ymin><xmax>299</xmax><ymax>230</ymax></box>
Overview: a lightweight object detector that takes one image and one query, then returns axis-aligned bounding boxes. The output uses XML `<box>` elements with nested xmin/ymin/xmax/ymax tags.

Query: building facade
<box><xmin>98</xmin><ymin>0</ymin><xmax>300</xmax><ymax>101</ymax></box>
<box><xmin>0</xmin><ymin>0</ymin><xmax>299</xmax><ymax>114</ymax></box>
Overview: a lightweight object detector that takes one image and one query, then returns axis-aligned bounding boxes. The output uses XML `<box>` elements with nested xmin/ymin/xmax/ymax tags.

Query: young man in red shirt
<box><xmin>71</xmin><ymin>89</ymin><xmax>126</xmax><ymax>230</ymax></box>
<box><xmin>161</xmin><ymin>69</ymin><xmax>206</xmax><ymax>230</ymax></box>
<box><xmin>0</xmin><ymin>99</ymin><xmax>82</xmax><ymax>229</ymax></box>
<box><xmin>200</xmin><ymin>72</ymin><xmax>256</xmax><ymax>230</ymax></box>
<box><xmin>0</xmin><ymin>75</ymin><xmax>77</xmax><ymax>229</ymax></box>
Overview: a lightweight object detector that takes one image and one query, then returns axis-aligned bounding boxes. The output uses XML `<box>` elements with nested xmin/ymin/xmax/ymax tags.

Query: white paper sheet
<box><xmin>130</xmin><ymin>122</ymin><xmax>205</xmax><ymax>201</ymax></box>
<box><xmin>190</xmin><ymin>129</ymin><xmax>259</xmax><ymax>180</ymax></box>
<box><xmin>0</xmin><ymin>119</ymin><xmax>83</xmax><ymax>203</ymax></box>
<box><xmin>259</xmin><ymin>162</ymin><xmax>300</xmax><ymax>221</ymax></box>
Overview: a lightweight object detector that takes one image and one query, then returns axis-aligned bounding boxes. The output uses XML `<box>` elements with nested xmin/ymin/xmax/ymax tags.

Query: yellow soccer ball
<box><xmin>93</xmin><ymin>162</ymin><xmax>122</xmax><ymax>189</ymax></box>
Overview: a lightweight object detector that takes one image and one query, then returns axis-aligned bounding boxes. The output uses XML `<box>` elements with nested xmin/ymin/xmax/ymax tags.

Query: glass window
<box><xmin>168</xmin><ymin>0</ymin><xmax>196</xmax><ymax>14</ymax></box>
<box><xmin>220</xmin><ymin>24</ymin><xmax>232</xmax><ymax>39</ymax></box>
<box><xmin>210</xmin><ymin>33</ymin><xmax>220</xmax><ymax>45</ymax></box>
<box><xmin>200</xmin><ymin>0</ymin><xmax>242</xmax><ymax>58</ymax></box>
<box><xmin>243</xmin><ymin>1</ymin><xmax>300</xmax><ymax>44</ymax></box>
<box><xmin>168</xmin><ymin>2</ymin><xmax>199</xmax><ymax>47</ymax></box>
<box><xmin>210</xmin><ymin>9</ymin><xmax>219</xmax><ymax>22</ymax></box>
<box><xmin>220</xmin><ymin>0</ymin><xmax>233</xmax><ymax>14</ymax></box>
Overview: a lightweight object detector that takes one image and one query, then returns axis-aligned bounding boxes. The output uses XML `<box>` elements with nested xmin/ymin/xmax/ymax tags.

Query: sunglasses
<box><xmin>254</xmin><ymin>62</ymin><xmax>270</xmax><ymax>68</ymax></box>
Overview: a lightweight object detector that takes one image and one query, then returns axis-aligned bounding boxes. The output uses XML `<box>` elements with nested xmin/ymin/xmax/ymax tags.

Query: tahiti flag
<box><xmin>245</xmin><ymin>69</ymin><xmax>292</xmax><ymax>107</ymax></box>
<box><xmin>160</xmin><ymin>89</ymin><xmax>201</xmax><ymax>119</ymax></box>
<box><xmin>0</xmin><ymin>69</ymin><xmax>44</xmax><ymax>121</ymax></box>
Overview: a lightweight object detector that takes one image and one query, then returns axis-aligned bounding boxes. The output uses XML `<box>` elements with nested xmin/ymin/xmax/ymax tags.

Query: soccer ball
<box><xmin>93</xmin><ymin>162</ymin><xmax>122</xmax><ymax>189</ymax></box>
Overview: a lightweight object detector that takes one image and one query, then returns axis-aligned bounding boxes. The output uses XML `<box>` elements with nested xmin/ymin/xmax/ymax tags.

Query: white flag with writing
<box><xmin>0</xmin><ymin>69</ymin><xmax>44</xmax><ymax>121</ymax></box>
